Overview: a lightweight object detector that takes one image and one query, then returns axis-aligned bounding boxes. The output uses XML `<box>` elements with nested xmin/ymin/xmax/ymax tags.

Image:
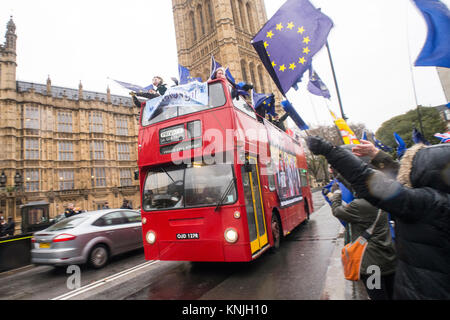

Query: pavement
<box><xmin>312</xmin><ymin>190</ymin><xmax>369</xmax><ymax>300</ymax></box>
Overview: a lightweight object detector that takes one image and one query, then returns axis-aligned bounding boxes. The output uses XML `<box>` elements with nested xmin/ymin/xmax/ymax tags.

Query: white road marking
<box><xmin>51</xmin><ymin>260</ymin><xmax>160</xmax><ymax>300</ymax></box>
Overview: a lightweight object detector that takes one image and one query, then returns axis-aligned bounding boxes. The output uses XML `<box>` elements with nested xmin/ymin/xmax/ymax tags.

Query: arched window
<box><xmin>197</xmin><ymin>5</ymin><xmax>205</xmax><ymax>37</ymax></box>
<box><xmin>238</xmin><ymin>0</ymin><xmax>247</xmax><ymax>32</ymax></box>
<box><xmin>190</xmin><ymin>11</ymin><xmax>197</xmax><ymax>42</ymax></box>
<box><xmin>206</xmin><ymin>0</ymin><xmax>215</xmax><ymax>32</ymax></box>
<box><xmin>230</xmin><ymin>0</ymin><xmax>239</xmax><ymax>28</ymax></box>
<box><xmin>249</xmin><ymin>62</ymin><xmax>257</xmax><ymax>91</ymax></box>
<box><xmin>240</xmin><ymin>60</ymin><xmax>248</xmax><ymax>83</ymax></box>
<box><xmin>246</xmin><ymin>2</ymin><xmax>255</xmax><ymax>34</ymax></box>
<box><xmin>257</xmin><ymin>65</ymin><xmax>266</xmax><ymax>93</ymax></box>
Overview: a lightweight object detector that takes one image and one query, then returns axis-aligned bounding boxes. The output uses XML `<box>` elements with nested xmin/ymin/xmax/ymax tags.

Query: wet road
<box><xmin>0</xmin><ymin>191</ymin><xmax>358</xmax><ymax>300</ymax></box>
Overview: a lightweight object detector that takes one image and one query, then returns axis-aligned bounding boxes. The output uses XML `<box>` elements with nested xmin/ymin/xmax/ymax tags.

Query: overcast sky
<box><xmin>0</xmin><ymin>0</ymin><xmax>448</xmax><ymax>132</ymax></box>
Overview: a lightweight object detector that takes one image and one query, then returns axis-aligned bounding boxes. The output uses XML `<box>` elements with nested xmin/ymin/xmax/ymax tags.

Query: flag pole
<box><xmin>325</xmin><ymin>41</ymin><xmax>347</xmax><ymax>120</ymax></box>
<box><xmin>405</xmin><ymin>0</ymin><xmax>425</xmax><ymax>137</ymax></box>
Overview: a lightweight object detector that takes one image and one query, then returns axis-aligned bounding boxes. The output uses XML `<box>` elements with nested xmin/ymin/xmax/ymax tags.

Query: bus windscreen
<box><xmin>142</xmin><ymin>163</ymin><xmax>237</xmax><ymax>211</ymax></box>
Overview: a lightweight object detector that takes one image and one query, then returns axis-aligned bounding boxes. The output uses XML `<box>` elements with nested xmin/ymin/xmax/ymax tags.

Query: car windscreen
<box><xmin>142</xmin><ymin>162</ymin><xmax>236</xmax><ymax>211</ymax></box>
<box><xmin>46</xmin><ymin>215</ymin><xmax>87</xmax><ymax>231</ymax></box>
<box><xmin>141</xmin><ymin>82</ymin><xmax>226</xmax><ymax>126</ymax></box>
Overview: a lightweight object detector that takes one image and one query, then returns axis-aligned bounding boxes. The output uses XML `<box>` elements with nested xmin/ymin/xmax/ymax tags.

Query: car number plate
<box><xmin>39</xmin><ymin>243</ymin><xmax>51</xmax><ymax>248</ymax></box>
<box><xmin>176</xmin><ymin>233</ymin><xmax>199</xmax><ymax>240</ymax></box>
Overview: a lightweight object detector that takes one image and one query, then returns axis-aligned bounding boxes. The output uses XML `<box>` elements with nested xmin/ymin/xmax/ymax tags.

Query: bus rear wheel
<box><xmin>271</xmin><ymin>214</ymin><xmax>281</xmax><ymax>251</ymax></box>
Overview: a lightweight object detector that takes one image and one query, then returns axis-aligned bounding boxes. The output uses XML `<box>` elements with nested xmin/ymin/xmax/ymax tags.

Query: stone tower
<box><xmin>0</xmin><ymin>16</ymin><xmax>17</xmax><ymax>91</ymax></box>
<box><xmin>172</xmin><ymin>0</ymin><xmax>282</xmax><ymax>110</ymax></box>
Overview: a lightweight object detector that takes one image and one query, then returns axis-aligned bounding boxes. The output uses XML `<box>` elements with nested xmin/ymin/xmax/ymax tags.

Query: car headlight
<box><xmin>146</xmin><ymin>231</ymin><xmax>156</xmax><ymax>244</ymax></box>
<box><xmin>224</xmin><ymin>228</ymin><xmax>238</xmax><ymax>243</ymax></box>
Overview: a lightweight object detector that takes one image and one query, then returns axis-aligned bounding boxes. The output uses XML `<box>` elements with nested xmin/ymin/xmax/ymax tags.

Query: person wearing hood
<box><xmin>325</xmin><ymin>145</ymin><xmax>397</xmax><ymax>300</ymax></box>
<box><xmin>307</xmin><ymin>136</ymin><xmax>450</xmax><ymax>300</ymax></box>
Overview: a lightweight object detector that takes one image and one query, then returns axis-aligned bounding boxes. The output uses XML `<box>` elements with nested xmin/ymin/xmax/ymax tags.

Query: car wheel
<box><xmin>89</xmin><ymin>244</ymin><xmax>109</xmax><ymax>269</ymax></box>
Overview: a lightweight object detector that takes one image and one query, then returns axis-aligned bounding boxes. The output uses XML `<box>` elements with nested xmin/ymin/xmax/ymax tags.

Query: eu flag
<box><xmin>251</xmin><ymin>0</ymin><xmax>333</xmax><ymax>95</ymax></box>
<box><xmin>178</xmin><ymin>64</ymin><xmax>202</xmax><ymax>85</ymax></box>
<box><xmin>413</xmin><ymin>0</ymin><xmax>450</xmax><ymax>68</ymax></box>
<box><xmin>394</xmin><ymin>132</ymin><xmax>407</xmax><ymax>158</ymax></box>
<box><xmin>252</xmin><ymin>92</ymin><xmax>277</xmax><ymax>116</ymax></box>
<box><xmin>361</xmin><ymin>131</ymin><xmax>368</xmax><ymax>141</ymax></box>
<box><xmin>372</xmin><ymin>134</ymin><xmax>393</xmax><ymax>152</ymax></box>
<box><xmin>112</xmin><ymin>79</ymin><xmax>153</xmax><ymax>93</ymax></box>
<box><xmin>209</xmin><ymin>55</ymin><xmax>236</xmax><ymax>83</ymax></box>
<box><xmin>307</xmin><ymin>65</ymin><xmax>331</xmax><ymax>99</ymax></box>
<box><xmin>412</xmin><ymin>127</ymin><xmax>431</xmax><ymax>145</ymax></box>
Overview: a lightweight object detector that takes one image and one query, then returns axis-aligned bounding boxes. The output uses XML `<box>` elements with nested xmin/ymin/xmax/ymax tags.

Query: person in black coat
<box><xmin>3</xmin><ymin>218</ymin><xmax>15</xmax><ymax>236</ymax></box>
<box><xmin>307</xmin><ymin>136</ymin><xmax>450</xmax><ymax>300</ymax></box>
<box><xmin>273</xmin><ymin>112</ymin><xmax>289</xmax><ymax>131</ymax></box>
<box><xmin>130</xmin><ymin>76</ymin><xmax>168</xmax><ymax>108</ymax></box>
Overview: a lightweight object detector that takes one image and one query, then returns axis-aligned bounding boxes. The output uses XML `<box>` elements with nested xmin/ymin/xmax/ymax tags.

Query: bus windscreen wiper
<box><xmin>214</xmin><ymin>178</ymin><xmax>235</xmax><ymax>212</ymax></box>
<box><xmin>160</xmin><ymin>167</ymin><xmax>175</xmax><ymax>183</ymax></box>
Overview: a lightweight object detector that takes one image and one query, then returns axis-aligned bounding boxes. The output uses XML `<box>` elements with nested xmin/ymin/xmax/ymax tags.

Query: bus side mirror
<box><xmin>134</xmin><ymin>170</ymin><xmax>139</xmax><ymax>180</ymax></box>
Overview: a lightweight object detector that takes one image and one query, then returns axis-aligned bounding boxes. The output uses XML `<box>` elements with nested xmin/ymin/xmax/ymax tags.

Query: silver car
<box><xmin>31</xmin><ymin>209</ymin><xmax>142</xmax><ymax>269</ymax></box>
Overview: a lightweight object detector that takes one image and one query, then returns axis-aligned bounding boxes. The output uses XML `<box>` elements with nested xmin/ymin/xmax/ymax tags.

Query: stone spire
<box><xmin>78</xmin><ymin>81</ymin><xmax>83</xmax><ymax>100</ymax></box>
<box><xmin>46</xmin><ymin>75</ymin><xmax>52</xmax><ymax>95</ymax></box>
<box><xmin>5</xmin><ymin>16</ymin><xmax>17</xmax><ymax>52</ymax></box>
<box><xmin>106</xmin><ymin>86</ymin><xmax>111</xmax><ymax>104</ymax></box>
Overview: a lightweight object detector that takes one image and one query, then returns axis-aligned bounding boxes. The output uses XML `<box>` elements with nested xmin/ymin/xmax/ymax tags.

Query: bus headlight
<box><xmin>224</xmin><ymin>228</ymin><xmax>238</xmax><ymax>243</ymax></box>
<box><xmin>146</xmin><ymin>231</ymin><xmax>156</xmax><ymax>244</ymax></box>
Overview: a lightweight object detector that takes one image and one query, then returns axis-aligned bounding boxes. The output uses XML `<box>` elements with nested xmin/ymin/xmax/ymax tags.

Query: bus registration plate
<box><xmin>176</xmin><ymin>233</ymin><xmax>199</xmax><ymax>240</ymax></box>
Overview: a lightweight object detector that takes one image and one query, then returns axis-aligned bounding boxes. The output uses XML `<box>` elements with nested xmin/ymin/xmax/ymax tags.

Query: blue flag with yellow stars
<box><xmin>394</xmin><ymin>132</ymin><xmax>407</xmax><ymax>158</ymax></box>
<box><xmin>251</xmin><ymin>0</ymin><xmax>333</xmax><ymax>96</ymax></box>
<box><xmin>112</xmin><ymin>79</ymin><xmax>153</xmax><ymax>93</ymax></box>
<box><xmin>307</xmin><ymin>65</ymin><xmax>331</xmax><ymax>99</ymax></box>
<box><xmin>412</xmin><ymin>0</ymin><xmax>450</xmax><ymax>68</ymax></box>
<box><xmin>252</xmin><ymin>92</ymin><xmax>277</xmax><ymax>116</ymax></box>
<box><xmin>372</xmin><ymin>133</ymin><xmax>393</xmax><ymax>152</ymax></box>
<box><xmin>209</xmin><ymin>55</ymin><xmax>236</xmax><ymax>83</ymax></box>
<box><xmin>178</xmin><ymin>64</ymin><xmax>202</xmax><ymax>85</ymax></box>
<box><xmin>412</xmin><ymin>127</ymin><xmax>431</xmax><ymax>145</ymax></box>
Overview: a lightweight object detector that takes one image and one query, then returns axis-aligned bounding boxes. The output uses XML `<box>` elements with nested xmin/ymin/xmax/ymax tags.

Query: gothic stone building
<box><xmin>172</xmin><ymin>0</ymin><xmax>284</xmax><ymax>113</ymax></box>
<box><xmin>0</xmin><ymin>18</ymin><xmax>140</xmax><ymax>233</ymax></box>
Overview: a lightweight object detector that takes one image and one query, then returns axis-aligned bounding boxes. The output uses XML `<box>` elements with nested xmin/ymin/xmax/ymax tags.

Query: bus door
<box><xmin>241</xmin><ymin>155</ymin><xmax>268</xmax><ymax>254</ymax></box>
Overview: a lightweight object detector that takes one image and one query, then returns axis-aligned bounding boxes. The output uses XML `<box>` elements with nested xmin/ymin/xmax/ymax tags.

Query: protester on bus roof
<box><xmin>130</xmin><ymin>76</ymin><xmax>168</xmax><ymax>108</ymax></box>
<box><xmin>325</xmin><ymin>145</ymin><xmax>397</xmax><ymax>300</ymax></box>
<box><xmin>307</xmin><ymin>136</ymin><xmax>450</xmax><ymax>300</ymax></box>
<box><xmin>273</xmin><ymin>112</ymin><xmax>289</xmax><ymax>131</ymax></box>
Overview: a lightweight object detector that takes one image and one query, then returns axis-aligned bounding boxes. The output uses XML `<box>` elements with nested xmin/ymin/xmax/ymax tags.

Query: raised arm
<box><xmin>306</xmin><ymin>136</ymin><xmax>449</xmax><ymax>223</ymax></box>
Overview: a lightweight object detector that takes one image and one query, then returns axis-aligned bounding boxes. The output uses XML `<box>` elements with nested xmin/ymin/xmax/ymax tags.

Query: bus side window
<box><xmin>267</xmin><ymin>162</ymin><xmax>276</xmax><ymax>191</ymax></box>
<box><xmin>299</xmin><ymin>169</ymin><xmax>308</xmax><ymax>187</ymax></box>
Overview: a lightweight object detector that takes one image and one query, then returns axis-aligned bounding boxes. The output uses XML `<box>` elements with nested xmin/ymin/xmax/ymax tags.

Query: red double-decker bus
<box><xmin>137</xmin><ymin>78</ymin><xmax>313</xmax><ymax>262</ymax></box>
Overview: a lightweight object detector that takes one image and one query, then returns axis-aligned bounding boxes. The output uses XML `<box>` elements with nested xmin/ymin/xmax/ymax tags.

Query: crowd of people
<box><xmin>307</xmin><ymin>136</ymin><xmax>449</xmax><ymax>300</ymax></box>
